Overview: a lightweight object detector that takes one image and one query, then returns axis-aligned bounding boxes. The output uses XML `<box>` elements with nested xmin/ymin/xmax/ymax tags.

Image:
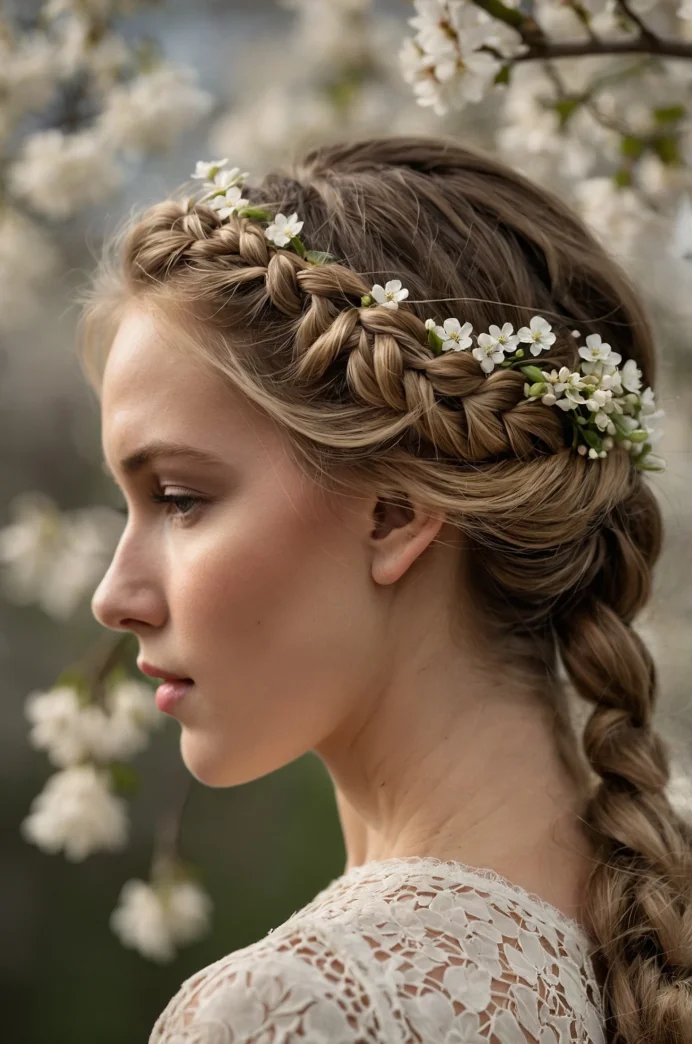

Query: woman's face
<box><xmin>93</xmin><ymin>303</ymin><xmax>393</xmax><ymax>787</ymax></box>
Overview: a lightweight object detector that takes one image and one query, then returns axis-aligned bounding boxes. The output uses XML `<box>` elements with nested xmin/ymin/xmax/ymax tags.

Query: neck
<box><xmin>315</xmin><ymin>649</ymin><xmax>596</xmax><ymax>925</ymax></box>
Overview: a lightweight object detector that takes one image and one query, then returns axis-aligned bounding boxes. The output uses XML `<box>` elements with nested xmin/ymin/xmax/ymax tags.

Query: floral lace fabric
<box><xmin>149</xmin><ymin>855</ymin><xmax>606</xmax><ymax>1043</ymax></box>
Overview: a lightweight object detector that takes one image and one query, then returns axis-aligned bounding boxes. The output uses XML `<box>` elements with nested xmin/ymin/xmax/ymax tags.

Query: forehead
<box><xmin>101</xmin><ymin>304</ymin><xmax>274</xmax><ymax>462</ymax></box>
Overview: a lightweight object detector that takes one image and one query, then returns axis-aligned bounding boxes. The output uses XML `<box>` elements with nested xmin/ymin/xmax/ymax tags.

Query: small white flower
<box><xmin>620</xmin><ymin>358</ymin><xmax>643</xmax><ymax>393</ymax></box>
<box><xmin>555</xmin><ymin>372</ymin><xmax>588</xmax><ymax>410</ymax></box>
<box><xmin>478</xmin><ymin>322</ymin><xmax>519</xmax><ymax>353</ymax></box>
<box><xmin>191</xmin><ymin>158</ymin><xmax>228</xmax><ymax>180</ymax></box>
<box><xmin>21</xmin><ymin>764</ymin><xmax>129</xmax><ymax>861</ymax></box>
<box><xmin>208</xmin><ymin>185</ymin><xmax>248</xmax><ymax>220</ymax></box>
<box><xmin>584</xmin><ymin>388</ymin><xmax>612</xmax><ymax>412</ymax></box>
<box><xmin>110</xmin><ymin>877</ymin><xmax>213</xmax><ymax>963</ymax></box>
<box><xmin>517</xmin><ymin>315</ymin><xmax>556</xmax><ymax>356</ymax></box>
<box><xmin>434</xmin><ymin>317</ymin><xmax>473</xmax><ymax>351</ymax></box>
<box><xmin>472</xmin><ymin>335</ymin><xmax>506</xmax><ymax>373</ymax></box>
<box><xmin>264</xmin><ymin>211</ymin><xmax>304</xmax><ymax>248</ymax></box>
<box><xmin>208</xmin><ymin>166</ymin><xmax>248</xmax><ymax>191</ymax></box>
<box><xmin>578</xmin><ymin>332</ymin><xmax>622</xmax><ymax>366</ymax></box>
<box><xmin>370</xmin><ymin>279</ymin><xmax>410</xmax><ymax>310</ymax></box>
<box><xmin>541</xmin><ymin>366</ymin><xmax>572</xmax><ymax>394</ymax></box>
<box><xmin>25</xmin><ymin>686</ymin><xmax>89</xmax><ymax>768</ymax></box>
<box><xmin>571</xmin><ymin>329</ymin><xmax>581</xmax><ymax>338</ymax></box>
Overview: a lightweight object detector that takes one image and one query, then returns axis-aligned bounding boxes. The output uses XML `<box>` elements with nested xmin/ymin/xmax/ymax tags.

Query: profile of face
<box><xmin>92</xmin><ymin>304</ymin><xmax>444</xmax><ymax>788</ymax></box>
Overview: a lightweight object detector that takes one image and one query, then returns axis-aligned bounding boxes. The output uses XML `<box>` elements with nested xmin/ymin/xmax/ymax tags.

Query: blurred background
<box><xmin>1</xmin><ymin>2</ymin><xmax>691</xmax><ymax>1041</ymax></box>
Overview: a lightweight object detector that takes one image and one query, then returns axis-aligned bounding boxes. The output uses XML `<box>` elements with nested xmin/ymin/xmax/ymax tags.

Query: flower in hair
<box><xmin>517</xmin><ymin>315</ymin><xmax>557</xmax><ymax>355</ymax></box>
<box><xmin>362</xmin><ymin>279</ymin><xmax>410</xmax><ymax>310</ymax></box>
<box><xmin>208</xmin><ymin>185</ymin><xmax>249</xmax><ymax>220</ymax></box>
<box><xmin>264</xmin><ymin>212</ymin><xmax>304</xmax><ymax>248</ymax></box>
<box><xmin>430</xmin><ymin>317</ymin><xmax>473</xmax><ymax>352</ymax></box>
<box><xmin>191</xmin><ymin>158</ymin><xmax>229</xmax><ymax>181</ymax></box>
<box><xmin>578</xmin><ymin>332</ymin><xmax>622</xmax><ymax>367</ymax></box>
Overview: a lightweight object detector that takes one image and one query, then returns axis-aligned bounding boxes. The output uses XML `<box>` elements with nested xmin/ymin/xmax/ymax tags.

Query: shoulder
<box><xmin>149</xmin><ymin>858</ymin><xmax>606</xmax><ymax>1044</ymax></box>
<box><xmin>148</xmin><ymin>916</ymin><xmax>392</xmax><ymax>1044</ymax></box>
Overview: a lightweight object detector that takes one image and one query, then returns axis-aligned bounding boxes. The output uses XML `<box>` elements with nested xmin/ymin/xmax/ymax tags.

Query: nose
<box><xmin>91</xmin><ymin>536</ymin><xmax>166</xmax><ymax>634</ymax></box>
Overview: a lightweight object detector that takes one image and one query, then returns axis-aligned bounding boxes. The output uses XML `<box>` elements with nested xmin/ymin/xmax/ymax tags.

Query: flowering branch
<box><xmin>514</xmin><ymin>36</ymin><xmax>692</xmax><ymax>63</ymax></box>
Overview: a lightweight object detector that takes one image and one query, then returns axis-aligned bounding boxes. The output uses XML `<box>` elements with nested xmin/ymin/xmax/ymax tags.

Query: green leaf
<box><xmin>653</xmin><ymin>104</ymin><xmax>686</xmax><ymax>125</ymax></box>
<box><xmin>619</xmin><ymin>135</ymin><xmax>645</xmax><ymax>159</ymax></box>
<box><xmin>554</xmin><ymin>97</ymin><xmax>581</xmax><ymax>128</ymax></box>
<box><xmin>494</xmin><ymin>63</ymin><xmax>512</xmax><ymax>86</ymax></box>
<box><xmin>238</xmin><ymin>206</ymin><xmax>273</xmax><ymax>221</ymax></box>
<box><xmin>614</xmin><ymin>168</ymin><xmax>633</xmax><ymax>188</ymax></box>
<box><xmin>583</xmin><ymin>428</ymin><xmax>603</xmax><ymax>451</ymax></box>
<box><xmin>652</xmin><ymin>135</ymin><xmax>681</xmax><ymax>165</ymax></box>
<box><xmin>305</xmin><ymin>250</ymin><xmax>339</xmax><ymax>265</ymax></box>
<box><xmin>108</xmin><ymin>762</ymin><xmax>141</xmax><ymax>797</ymax></box>
<box><xmin>520</xmin><ymin>365</ymin><xmax>546</xmax><ymax>383</ymax></box>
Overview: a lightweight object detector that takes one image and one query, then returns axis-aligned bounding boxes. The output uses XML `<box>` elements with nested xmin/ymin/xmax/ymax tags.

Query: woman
<box><xmin>83</xmin><ymin>134</ymin><xmax>692</xmax><ymax>1042</ymax></box>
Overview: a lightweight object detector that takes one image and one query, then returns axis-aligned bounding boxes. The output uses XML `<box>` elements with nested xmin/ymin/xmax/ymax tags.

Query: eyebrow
<box><xmin>102</xmin><ymin>440</ymin><xmax>226</xmax><ymax>479</ymax></box>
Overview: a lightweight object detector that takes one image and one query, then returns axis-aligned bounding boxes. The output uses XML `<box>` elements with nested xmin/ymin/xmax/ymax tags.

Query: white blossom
<box><xmin>472</xmin><ymin>330</ymin><xmax>507</xmax><ymax>373</ymax></box>
<box><xmin>54</xmin><ymin>18</ymin><xmax>131</xmax><ymax>87</ymax></box>
<box><xmin>99</xmin><ymin>64</ymin><xmax>213</xmax><ymax>154</ymax></box>
<box><xmin>265</xmin><ymin>211</ymin><xmax>304</xmax><ymax>248</ymax></box>
<box><xmin>369</xmin><ymin>279</ymin><xmax>409</xmax><ymax>310</ymax></box>
<box><xmin>578</xmin><ymin>333</ymin><xmax>622</xmax><ymax>366</ymax></box>
<box><xmin>25</xmin><ymin>678</ymin><xmax>160</xmax><ymax>767</ymax></box>
<box><xmin>555</xmin><ymin>372</ymin><xmax>589</xmax><ymax>411</ymax></box>
<box><xmin>192</xmin><ymin>158</ymin><xmax>229</xmax><ymax>180</ymax></box>
<box><xmin>622</xmin><ymin>357</ymin><xmax>642</xmax><ymax>392</ymax></box>
<box><xmin>0</xmin><ymin>32</ymin><xmax>58</xmax><ymax>125</ymax></box>
<box><xmin>9</xmin><ymin>128</ymin><xmax>122</xmax><ymax>220</ymax></box>
<box><xmin>0</xmin><ymin>209</ymin><xmax>60</xmax><ymax>331</ymax></box>
<box><xmin>576</xmin><ymin>177</ymin><xmax>642</xmax><ymax>256</ymax></box>
<box><xmin>110</xmin><ymin>877</ymin><xmax>213</xmax><ymax>962</ymax></box>
<box><xmin>477</xmin><ymin>322</ymin><xmax>519</xmax><ymax>353</ymax></box>
<box><xmin>21</xmin><ymin>764</ymin><xmax>129</xmax><ymax>861</ymax></box>
<box><xmin>517</xmin><ymin>316</ymin><xmax>556</xmax><ymax>355</ymax></box>
<box><xmin>0</xmin><ymin>492</ymin><xmax>123</xmax><ymax>619</ymax></box>
<box><xmin>208</xmin><ymin>185</ymin><xmax>249</xmax><ymax>220</ymax></box>
<box><xmin>400</xmin><ymin>1</ymin><xmax>507</xmax><ymax>116</ymax></box>
<box><xmin>433</xmin><ymin>317</ymin><xmax>473</xmax><ymax>351</ymax></box>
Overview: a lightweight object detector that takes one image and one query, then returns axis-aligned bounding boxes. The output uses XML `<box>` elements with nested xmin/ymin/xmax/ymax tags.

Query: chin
<box><xmin>179</xmin><ymin>730</ymin><xmax>273</xmax><ymax>788</ymax></box>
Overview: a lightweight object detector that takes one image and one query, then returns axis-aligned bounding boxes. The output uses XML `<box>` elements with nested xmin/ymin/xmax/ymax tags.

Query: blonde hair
<box><xmin>79</xmin><ymin>134</ymin><xmax>692</xmax><ymax>1042</ymax></box>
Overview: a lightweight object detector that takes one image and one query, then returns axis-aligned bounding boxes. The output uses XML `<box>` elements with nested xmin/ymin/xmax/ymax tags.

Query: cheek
<box><xmin>171</xmin><ymin>488</ymin><xmax>384</xmax><ymax>779</ymax></box>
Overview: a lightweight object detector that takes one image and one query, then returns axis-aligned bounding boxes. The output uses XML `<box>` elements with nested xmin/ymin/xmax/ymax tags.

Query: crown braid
<box><xmin>80</xmin><ymin>134</ymin><xmax>692</xmax><ymax>1042</ymax></box>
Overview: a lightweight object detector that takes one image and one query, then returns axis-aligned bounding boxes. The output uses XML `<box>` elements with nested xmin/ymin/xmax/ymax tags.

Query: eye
<box><xmin>150</xmin><ymin>491</ymin><xmax>203</xmax><ymax>521</ymax></box>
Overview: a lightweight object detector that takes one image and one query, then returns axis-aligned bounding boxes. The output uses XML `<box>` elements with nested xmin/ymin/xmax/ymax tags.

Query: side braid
<box><xmin>554</xmin><ymin>483</ymin><xmax>692</xmax><ymax>1042</ymax></box>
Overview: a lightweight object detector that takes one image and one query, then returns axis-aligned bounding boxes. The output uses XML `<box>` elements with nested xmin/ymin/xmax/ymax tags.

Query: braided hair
<box><xmin>80</xmin><ymin>134</ymin><xmax>692</xmax><ymax>1043</ymax></box>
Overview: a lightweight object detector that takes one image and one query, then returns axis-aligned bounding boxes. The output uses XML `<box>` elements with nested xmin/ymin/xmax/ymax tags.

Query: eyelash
<box><xmin>150</xmin><ymin>492</ymin><xmax>203</xmax><ymax>521</ymax></box>
<box><xmin>115</xmin><ymin>488</ymin><xmax>203</xmax><ymax>522</ymax></box>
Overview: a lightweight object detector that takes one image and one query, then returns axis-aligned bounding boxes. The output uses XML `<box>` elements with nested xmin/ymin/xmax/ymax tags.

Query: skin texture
<box><xmin>93</xmin><ymin>303</ymin><xmax>596</xmax><ymax>925</ymax></box>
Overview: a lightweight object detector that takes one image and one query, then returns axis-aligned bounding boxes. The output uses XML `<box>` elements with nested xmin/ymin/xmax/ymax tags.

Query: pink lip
<box><xmin>155</xmin><ymin>679</ymin><xmax>193</xmax><ymax>714</ymax></box>
<box><xmin>138</xmin><ymin>659</ymin><xmax>192</xmax><ymax>683</ymax></box>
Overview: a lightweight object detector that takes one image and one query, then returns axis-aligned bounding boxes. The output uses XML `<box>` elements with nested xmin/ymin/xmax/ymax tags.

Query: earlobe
<box><xmin>370</xmin><ymin>495</ymin><xmax>444</xmax><ymax>586</ymax></box>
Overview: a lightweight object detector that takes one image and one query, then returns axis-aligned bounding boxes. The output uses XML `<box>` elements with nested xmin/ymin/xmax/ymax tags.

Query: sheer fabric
<box><xmin>150</xmin><ymin>855</ymin><xmax>605</xmax><ymax>1043</ymax></box>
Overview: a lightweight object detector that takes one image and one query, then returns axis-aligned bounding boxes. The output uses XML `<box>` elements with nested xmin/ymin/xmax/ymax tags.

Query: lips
<box><xmin>137</xmin><ymin>659</ymin><xmax>193</xmax><ymax>683</ymax></box>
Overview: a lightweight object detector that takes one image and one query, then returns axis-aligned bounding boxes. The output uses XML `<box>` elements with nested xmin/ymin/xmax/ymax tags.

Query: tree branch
<box><xmin>615</xmin><ymin>0</ymin><xmax>659</xmax><ymax>43</ymax></box>
<box><xmin>515</xmin><ymin>36</ymin><xmax>692</xmax><ymax>63</ymax></box>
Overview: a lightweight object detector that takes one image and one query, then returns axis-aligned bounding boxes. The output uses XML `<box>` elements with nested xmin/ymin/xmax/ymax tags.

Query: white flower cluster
<box><xmin>21</xmin><ymin>675</ymin><xmax>163</xmax><ymax>861</ymax></box>
<box><xmin>0</xmin><ymin>491</ymin><xmax>124</xmax><ymax>620</ymax></box>
<box><xmin>399</xmin><ymin>0</ymin><xmax>523</xmax><ymax>116</ymax></box>
<box><xmin>110</xmin><ymin>874</ymin><xmax>213</xmax><ymax>962</ymax></box>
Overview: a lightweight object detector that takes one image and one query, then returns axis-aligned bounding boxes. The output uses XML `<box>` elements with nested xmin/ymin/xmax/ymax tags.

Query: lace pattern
<box><xmin>149</xmin><ymin>855</ymin><xmax>606</xmax><ymax>1043</ymax></box>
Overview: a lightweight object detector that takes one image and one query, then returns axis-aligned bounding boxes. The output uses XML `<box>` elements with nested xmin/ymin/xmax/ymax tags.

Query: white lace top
<box><xmin>149</xmin><ymin>855</ymin><xmax>606</xmax><ymax>1043</ymax></box>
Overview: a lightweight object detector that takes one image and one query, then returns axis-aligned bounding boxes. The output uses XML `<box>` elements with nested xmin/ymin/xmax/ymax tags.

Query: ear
<box><xmin>369</xmin><ymin>492</ymin><xmax>444</xmax><ymax>586</ymax></box>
